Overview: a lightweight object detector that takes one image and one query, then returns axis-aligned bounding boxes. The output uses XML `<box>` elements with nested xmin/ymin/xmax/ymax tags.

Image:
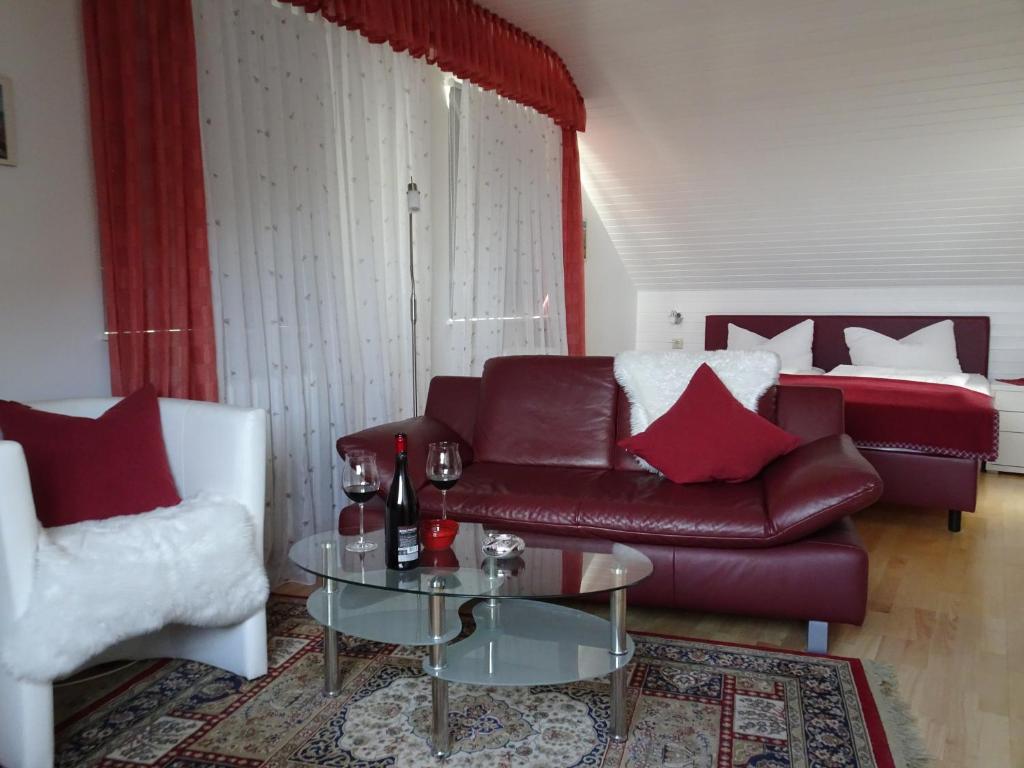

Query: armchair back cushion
<box><xmin>0</xmin><ymin>386</ymin><xmax>180</xmax><ymax>527</ymax></box>
<box><xmin>473</xmin><ymin>356</ymin><xmax>619</xmax><ymax>468</ymax></box>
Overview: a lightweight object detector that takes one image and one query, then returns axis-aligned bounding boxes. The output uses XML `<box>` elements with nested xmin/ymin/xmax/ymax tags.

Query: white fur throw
<box><xmin>614</xmin><ymin>350</ymin><xmax>780</xmax><ymax>471</ymax></box>
<box><xmin>2</xmin><ymin>493</ymin><xmax>268</xmax><ymax>682</ymax></box>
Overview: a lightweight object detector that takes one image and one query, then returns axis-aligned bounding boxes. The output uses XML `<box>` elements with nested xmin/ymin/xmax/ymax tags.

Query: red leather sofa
<box><xmin>339</xmin><ymin>356</ymin><xmax>883</xmax><ymax>652</ymax></box>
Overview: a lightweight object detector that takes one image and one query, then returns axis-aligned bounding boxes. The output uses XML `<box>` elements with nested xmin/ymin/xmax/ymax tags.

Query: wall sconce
<box><xmin>668</xmin><ymin>310</ymin><xmax>683</xmax><ymax>325</ymax></box>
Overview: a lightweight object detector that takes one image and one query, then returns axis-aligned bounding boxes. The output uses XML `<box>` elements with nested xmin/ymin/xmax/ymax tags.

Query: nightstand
<box><xmin>988</xmin><ymin>381</ymin><xmax>1024</xmax><ymax>474</ymax></box>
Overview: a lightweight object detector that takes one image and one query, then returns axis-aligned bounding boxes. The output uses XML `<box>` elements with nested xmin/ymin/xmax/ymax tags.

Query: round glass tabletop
<box><xmin>288</xmin><ymin>521</ymin><xmax>653</xmax><ymax>599</ymax></box>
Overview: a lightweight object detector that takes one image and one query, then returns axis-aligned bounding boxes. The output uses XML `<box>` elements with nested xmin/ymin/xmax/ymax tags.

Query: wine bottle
<box><xmin>385</xmin><ymin>432</ymin><xmax>420</xmax><ymax>570</ymax></box>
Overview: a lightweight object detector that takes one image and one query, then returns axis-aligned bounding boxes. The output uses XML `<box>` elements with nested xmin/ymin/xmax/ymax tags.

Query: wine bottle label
<box><xmin>396</xmin><ymin>525</ymin><xmax>419</xmax><ymax>563</ymax></box>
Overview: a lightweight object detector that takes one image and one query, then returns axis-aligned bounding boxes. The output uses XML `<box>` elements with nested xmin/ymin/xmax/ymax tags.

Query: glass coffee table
<box><xmin>289</xmin><ymin>522</ymin><xmax>653</xmax><ymax>758</ymax></box>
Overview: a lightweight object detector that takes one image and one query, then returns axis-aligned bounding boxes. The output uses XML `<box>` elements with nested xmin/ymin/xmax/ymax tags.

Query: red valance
<box><xmin>283</xmin><ymin>0</ymin><xmax>585</xmax><ymax>131</ymax></box>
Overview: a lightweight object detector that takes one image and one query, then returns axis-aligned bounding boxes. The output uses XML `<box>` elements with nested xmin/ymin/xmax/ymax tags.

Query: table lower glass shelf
<box><xmin>307</xmin><ymin>584</ymin><xmax>469</xmax><ymax>646</ymax></box>
<box><xmin>423</xmin><ymin>599</ymin><xmax>634</xmax><ymax>687</ymax></box>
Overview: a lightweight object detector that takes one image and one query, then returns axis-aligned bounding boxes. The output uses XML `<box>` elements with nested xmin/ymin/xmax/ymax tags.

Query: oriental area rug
<box><xmin>53</xmin><ymin>595</ymin><xmax>928</xmax><ymax>768</ymax></box>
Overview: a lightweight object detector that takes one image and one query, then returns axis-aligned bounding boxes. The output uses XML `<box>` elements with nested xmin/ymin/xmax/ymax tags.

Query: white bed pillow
<box><xmin>843</xmin><ymin>320</ymin><xmax>962</xmax><ymax>373</ymax></box>
<box><xmin>727</xmin><ymin>319</ymin><xmax>814</xmax><ymax>373</ymax></box>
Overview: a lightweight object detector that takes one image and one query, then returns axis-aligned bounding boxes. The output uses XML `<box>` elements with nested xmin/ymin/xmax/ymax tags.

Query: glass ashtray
<box><xmin>481</xmin><ymin>532</ymin><xmax>525</xmax><ymax>559</ymax></box>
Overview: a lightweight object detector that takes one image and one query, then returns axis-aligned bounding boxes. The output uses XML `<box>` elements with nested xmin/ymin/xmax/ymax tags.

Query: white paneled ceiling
<box><xmin>478</xmin><ymin>0</ymin><xmax>1024</xmax><ymax>289</ymax></box>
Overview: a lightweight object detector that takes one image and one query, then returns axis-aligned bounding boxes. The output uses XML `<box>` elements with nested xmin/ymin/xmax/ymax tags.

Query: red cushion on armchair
<box><xmin>619</xmin><ymin>364</ymin><xmax>800</xmax><ymax>484</ymax></box>
<box><xmin>0</xmin><ymin>385</ymin><xmax>181</xmax><ymax>527</ymax></box>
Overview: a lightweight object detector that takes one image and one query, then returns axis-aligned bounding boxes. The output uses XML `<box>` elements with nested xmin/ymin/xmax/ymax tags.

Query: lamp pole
<box><xmin>407</xmin><ymin>179</ymin><xmax>421</xmax><ymax>415</ymax></box>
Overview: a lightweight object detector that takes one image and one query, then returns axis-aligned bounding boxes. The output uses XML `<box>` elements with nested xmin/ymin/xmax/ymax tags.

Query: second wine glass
<box><xmin>426</xmin><ymin>441</ymin><xmax>462</xmax><ymax>521</ymax></box>
<box><xmin>342</xmin><ymin>451</ymin><xmax>380</xmax><ymax>552</ymax></box>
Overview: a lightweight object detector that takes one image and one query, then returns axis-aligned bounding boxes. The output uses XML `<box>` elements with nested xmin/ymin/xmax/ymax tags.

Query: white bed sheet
<box><xmin>822</xmin><ymin>364</ymin><xmax>991</xmax><ymax>395</ymax></box>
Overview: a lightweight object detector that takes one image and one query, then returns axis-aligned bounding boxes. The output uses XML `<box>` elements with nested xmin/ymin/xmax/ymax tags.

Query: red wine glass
<box><xmin>426</xmin><ymin>441</ymin><xmax>462</xmax><ymax>521</ymax></box>
<box><xmin>343</xmin><ymin>451</ymin><xmax>379</xmax><ymax>552</ymax></box>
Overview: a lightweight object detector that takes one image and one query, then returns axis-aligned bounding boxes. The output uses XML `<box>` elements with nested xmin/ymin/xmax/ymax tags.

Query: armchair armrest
<box><xmin>0</xmin><ymin>442</ymin><xmax>41</xmax><ymax>624</ymax></box>
<box><xmin>762</xmin><ymin>434</ymin><xmax>882</xmax><ymax>545</ymax></box>
<box><xmin>158</xmin><ymin>400</ymin><xmax>267</xmax><ymax>547</ymax></box>
<box><xmin>338</xmin><ymin>416</ymin><xmax>473</xmax><ymax>495</ymax></box>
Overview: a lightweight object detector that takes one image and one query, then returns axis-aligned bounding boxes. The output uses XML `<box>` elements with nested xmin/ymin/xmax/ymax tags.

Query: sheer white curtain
<box><xmin>193</xmin><ymin>0</ymin><xmax>435</xmax><ymax>582</ymax></box>
<box><xmin>442</xmin><ymin>82</ymin><xmax>567</xmax><ymax>375</ymax></box>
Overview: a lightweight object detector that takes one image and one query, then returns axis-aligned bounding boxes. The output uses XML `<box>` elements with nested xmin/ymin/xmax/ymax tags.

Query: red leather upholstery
<box><xmin>576</xmin><ymin>474</ymin><xmax>767</xmax><ymax>546</ymax></box>
<box><xmin>482</xmin><ymin>519</ymin><xmax>868</xmax><ymax>623</ymax></box>
<box><xmin>762</xmin><ymin>435</ymin><xmax>882</xmax><ymax>544</ymax></box>
<box><xmin>337</xmin><ymin>416</ymin><xmax>469</xmax><ymax>495</ymax></box>
<box><xmin>611</xmin><ymin>388</ymin><xmax>645</xmax><ymax>472</ymax></box>
<box><xmin>339</xmin><ymin>355</ymin><xmax>881</xmax><ymax>626</ymax></box>
<box><xmin>424</xmin><ymin>376</ymin><xmax>480</xmax><ymax>447</ymax></box>
<box><xmin>669</xmin><ymin>518</ymin><xmax>868</xmax><ymax>623</ymax></box>
<box><xmin>420</xmin><ymin>463</ymin><xmax>600</xmax><ymax>533</ymax></box>
<box><xmin>775</xmin><ymin>385</ymin><xmax>844</xmax><ymax>445</ymax></box>
<box><xmin>417</xmin><ymin>435</ymin><xmax>881</xmax><ymax>551</ymax></box>
<box><xmin>705</xmin><ymin>314</ymin><xmax>990</xmax><ymax>375</ymax></box>
<box><xmin>473</xmin><ymin>356</ymin><xmax>618</xmax><ymax>468</ymax></box>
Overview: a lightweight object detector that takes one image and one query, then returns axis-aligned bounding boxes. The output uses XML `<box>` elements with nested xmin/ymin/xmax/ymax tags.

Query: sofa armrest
<box><xmin>762</xmin><ymin>434</ymin><xmax>882</xmax><ymax>545</ymax></box>
<box><xmin>776</xmin><ymin>385</ymin><xmax>845</xmax><ymax>444</ymax></box>
<box><xmin>338</xmin><ymin>416</ymin><xmax>474</xmax><ymax>495</ymax></box>
<box><xmin>0</xmin><ymin>442</ymin><xmax>40</xmax><ymax>624</ymax></box>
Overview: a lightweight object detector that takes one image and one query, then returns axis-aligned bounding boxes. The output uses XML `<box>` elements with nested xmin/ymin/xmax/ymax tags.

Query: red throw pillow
<box><xmin>619</xmin><ymin>364</ymin><xmax>800</xmax><ymax>484</ymax></box>
<box><xmin>0</xmin><ymin>385</ymin><xmax>181</xmax><ymax>527</ymax></box>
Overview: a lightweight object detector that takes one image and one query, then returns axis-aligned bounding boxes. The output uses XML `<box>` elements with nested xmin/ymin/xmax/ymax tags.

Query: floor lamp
<box><xmin>407</xmin><ymin>179</ymin><xmax>421</xmax><ymax>415</ymax></box>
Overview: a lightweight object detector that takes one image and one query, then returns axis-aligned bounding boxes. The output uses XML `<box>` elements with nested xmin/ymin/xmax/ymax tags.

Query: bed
<box><xmin>705</xmin><ymin>315</ymin><xmax>997</xmax><ymax>532</ymax></box>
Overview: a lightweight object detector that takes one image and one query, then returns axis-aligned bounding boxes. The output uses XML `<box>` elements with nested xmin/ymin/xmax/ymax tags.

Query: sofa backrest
<box><xmin>424</xmin><ymin>376</ymin><xmax>481</xmax><ymax>447</ymax></box>
<box><xmin>473</xmin><ymin>356</ymin><xmax>618</xmax><ymax>468</ymax></box>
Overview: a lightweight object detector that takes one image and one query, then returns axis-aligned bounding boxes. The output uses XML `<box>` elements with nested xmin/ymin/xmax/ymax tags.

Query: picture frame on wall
<box><xmin>0</xmin><ymin>75</ymin><xmax>16</xmax><ymax>167</ymax></box>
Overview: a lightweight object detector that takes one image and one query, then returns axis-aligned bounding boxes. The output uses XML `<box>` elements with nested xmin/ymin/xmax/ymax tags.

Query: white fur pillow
<box><xmin>844</xmin><ymin>320</ymin><xmax>962</xmax><ymax>373</ymax></box>
<box><xmin>614</xmin><ymin>350</ymin><xmax>780</xmax><ymax>436</ymax></box>
<box><xmin>727</xmin><ymin>319</ymin><xmax>815</xmax><ymax>373</ymax></box>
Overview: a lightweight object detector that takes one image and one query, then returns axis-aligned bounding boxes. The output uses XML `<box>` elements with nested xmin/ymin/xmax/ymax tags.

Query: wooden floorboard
<box><xmin>277</xmin><ymin>471</ymin><xmax>1024</xmax><ymax>768</ymax></box>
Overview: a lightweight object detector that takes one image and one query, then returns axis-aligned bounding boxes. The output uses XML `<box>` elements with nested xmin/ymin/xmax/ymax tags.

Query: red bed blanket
<box><xmin>779</xmin><ymin>374</ymin><xmax>998</xmax><ymax>461</ymax></box>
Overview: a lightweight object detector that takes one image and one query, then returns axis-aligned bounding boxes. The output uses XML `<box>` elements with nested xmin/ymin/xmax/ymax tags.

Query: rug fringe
<box><xmin>863</xmin><ymin>660</ymin><xmax>933</xmax><ymax>768</ymax></box>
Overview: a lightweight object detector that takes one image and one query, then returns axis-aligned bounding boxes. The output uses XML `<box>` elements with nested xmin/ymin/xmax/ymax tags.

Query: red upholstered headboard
<box><xmin>704</xmin><ymin>315</ymin><xmax>990</xmax><ymax>376</ymax></box>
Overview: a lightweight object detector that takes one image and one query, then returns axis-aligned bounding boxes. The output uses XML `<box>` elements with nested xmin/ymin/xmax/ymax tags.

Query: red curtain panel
<box><xmin>83</xmin><ymin>0</ymin><xmax>218</xmax><ymax>400</ymax></box>
<box><xmin>286</xmin><ymin>0</ymin><xmax>588</xmax><ymax>354</ymax></box>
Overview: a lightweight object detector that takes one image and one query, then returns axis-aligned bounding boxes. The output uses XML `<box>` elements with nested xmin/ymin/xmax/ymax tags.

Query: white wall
<box><xmin>0</xmin><ymin>0</ymin><xmax>109</xmax><ymax>401</ymax></box>
<box><xmin>584</xmin><ymin>190</ymin><xmax>636</xmax><ymax>356</ymax></box>
<box><xmin>637</xmin><ymin>286</ymin><xmax>1024</xmax><ymax>379</ymax></box>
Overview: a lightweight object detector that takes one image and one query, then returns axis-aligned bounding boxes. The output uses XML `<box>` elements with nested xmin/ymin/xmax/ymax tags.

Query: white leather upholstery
<box><xmin>0</xmin><ymin>397</ymin><xmax>269</xmax><ymax>768</ymax></box>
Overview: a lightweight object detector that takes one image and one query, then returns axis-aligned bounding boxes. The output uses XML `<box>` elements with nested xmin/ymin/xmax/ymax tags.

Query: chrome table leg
<box><xmin>609</xmin><ymin>583</ymin><xmax>629</xmax><ymax>742</ymax></box>
<box><xmin>322</xmin><ymin>542</ymin><xmax>341</xmax><ymax>697</ymax></box>
<box><xmin>426</xmin><ymin>576</ymin><xmax>450</xmax><ymax>758</ymax></box>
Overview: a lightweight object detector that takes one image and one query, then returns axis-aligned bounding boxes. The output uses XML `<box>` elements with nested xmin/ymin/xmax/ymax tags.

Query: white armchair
<box><xmin>0</xmin><ymin>397</ymin><xmax>269</xmax><ymax>768</ymax></box>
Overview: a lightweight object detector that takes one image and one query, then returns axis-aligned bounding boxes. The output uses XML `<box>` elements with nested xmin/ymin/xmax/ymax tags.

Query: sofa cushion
<box><xmin>421</xmin><ymin>462</ymin><xmax>772</xmax><ymax>547</ymax></box>
<box><xmin>619</xmin><ymin>364</ymin><xmax>800</xmax><ymax>484</ymax></box>
<box><xmin>576</xmin><ymin>471</ymin><xmax>768</xmax><ymax>547</ymax></box>
<box><xmin>0</xmin><ymin>385</ymin><xmax>181</xmax><ymax>527</ymax></box>
<box><xmin>670</xmin><ymin>517</ymin><xmax>868</xmax><ymax>624</ymax></box>
<box><xmin>473</xmin><ymin>356</ymin><xmax>618</xmax><ymax>468</ymax></box>
<box><xmin>420</xmin><ymin>462</ymin><xmax>600</xmax><ymax>533</ymax></box>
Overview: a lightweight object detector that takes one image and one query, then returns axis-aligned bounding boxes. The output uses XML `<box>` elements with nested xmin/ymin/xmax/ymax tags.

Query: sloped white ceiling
<box><xmin>479</xmin><ymin>0</ymin><xmax>1024</xmax><ymax>289</ymax></box>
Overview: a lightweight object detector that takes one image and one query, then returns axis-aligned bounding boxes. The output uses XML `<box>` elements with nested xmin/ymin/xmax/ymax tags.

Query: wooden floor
<box><xmin>279</xmin><ymin>471</ymin><xmax>1024</xmax><ymax>768</ymax></box>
